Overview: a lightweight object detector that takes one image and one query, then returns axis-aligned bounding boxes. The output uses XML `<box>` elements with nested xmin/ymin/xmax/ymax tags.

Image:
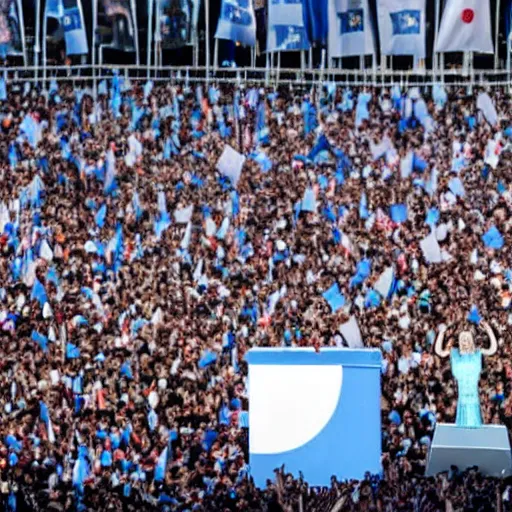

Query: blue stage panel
<box><xmin>245</xmin><ymin>348</ymin><xmax>382</xmax><ymax>487</ymax></box>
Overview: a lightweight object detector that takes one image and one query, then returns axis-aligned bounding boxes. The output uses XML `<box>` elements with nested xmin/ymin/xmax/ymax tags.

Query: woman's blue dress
<box><xmin>450</xmin><ymin>348</ymin><xmax>483</xmax><ymax>428</ymax></box>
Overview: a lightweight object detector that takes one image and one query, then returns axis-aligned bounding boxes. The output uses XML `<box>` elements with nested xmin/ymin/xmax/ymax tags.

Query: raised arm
<box><xmin>435</xmin><ymin>325</ymin><xmax>451</xmax><ymax>358</ymax></box>
<box><xmin>480</xmin><ymin>321</ymin><xmax>498</xmax><ymax>357</ymax></box>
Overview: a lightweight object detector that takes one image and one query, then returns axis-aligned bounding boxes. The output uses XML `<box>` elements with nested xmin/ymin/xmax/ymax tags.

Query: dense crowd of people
<box><xmin>1</xmin><ymin>73</ymin><xmax>512</xmax><ymax>510</ymax></box>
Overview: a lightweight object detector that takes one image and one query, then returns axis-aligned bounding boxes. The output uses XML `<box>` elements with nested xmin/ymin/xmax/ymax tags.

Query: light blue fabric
<box><xmin>450</xmin><ymin>349</ymin><xmax>482</xmax><ymax>428</ymax></box>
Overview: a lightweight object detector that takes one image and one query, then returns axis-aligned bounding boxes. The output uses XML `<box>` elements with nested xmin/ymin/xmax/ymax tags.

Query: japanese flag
<box><xmin>435</xmin><ymin>0</ymin><xmax>493</xmax><ymax>54</ymax></box>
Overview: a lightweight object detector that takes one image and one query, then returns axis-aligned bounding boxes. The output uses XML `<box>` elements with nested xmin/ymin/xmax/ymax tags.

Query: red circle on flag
<box><xmin>461</xmin><ymin>8</ymin><xmax>474</xmax><ymax>23</ymax></box>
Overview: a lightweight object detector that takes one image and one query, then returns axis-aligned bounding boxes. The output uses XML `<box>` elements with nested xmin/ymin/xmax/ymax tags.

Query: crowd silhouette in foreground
<box><xmin>1</xmin><ymin>76</ymin><xmax>512</xmax><ymax>510</ymax></box>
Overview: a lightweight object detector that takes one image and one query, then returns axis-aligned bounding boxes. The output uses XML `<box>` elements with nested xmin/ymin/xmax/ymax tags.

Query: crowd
<box><xmin>1</xmin><ymin>72</ymin><xmax>512</xmax><ymax>511</ymax></box>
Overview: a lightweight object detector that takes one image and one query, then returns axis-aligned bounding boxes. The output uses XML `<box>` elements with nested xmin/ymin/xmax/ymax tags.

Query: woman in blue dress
<box><xmin>435</xmin><ymin>321</ymin><xmax>497</xmax><ymax>428</ymax></box>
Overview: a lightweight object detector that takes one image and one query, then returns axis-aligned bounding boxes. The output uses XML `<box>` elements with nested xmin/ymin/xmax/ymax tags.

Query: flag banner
<box><xmin>302</xmin><ymin>0</ymin><xmax>328</xmax><ymax>46</ymax></box>
<box><xmin>215</xmin><ymin>0</ymin><xmax>257</xmax><ymax>46</ymax></box>
<box><xmin>435</xmin><ymin>0</ymin><xmax>493</xmax><ymax>53</ymax></box>
<box><xmin>0</xmin><ymin>0</ymin><xmax>24</xmax><ymax>57</ymax></box>
<box><xmin>99</xmin><ymin>0</ymin><xmax>138</xmax><ymax>52</ymax></box>
<box><xmin>158</xmin><ymin>0</ymin><xmax>201</xmax><ymax>49</ymax></box>
<box><xmin>328</xmin><ymin>0</ymin><xmax>375</xmax><ymax>58</ymax></box>
<box><xmin>377</xmin><ymin>0</ymin><xmax>426</xmax><ymax>57</ymax></box>
<box><xmin>63</xmin><ymin>0</ymin><xmax>88</xmax><ymax>55</ymax></box>
<box><xmin>267</xmin><ymin>0</ymin><xmax>309</xmax><ymax>52</ymax></box>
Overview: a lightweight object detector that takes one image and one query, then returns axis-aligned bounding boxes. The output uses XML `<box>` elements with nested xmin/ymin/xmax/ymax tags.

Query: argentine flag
<box><xmin>377</xmin><ymin>0</ymin><xmax>426</xmax><ymax>58</ymax></box>
<box><xmin>328</xmin><ymin>0</ymin><xmax>375</xmax><ymax>58</ymax></box>
<box><xmin>435</xmin><ymin>0</ymin><xmax>493</xmax><ymax>54</ymax></box>
<box><xmin>215</xmin><ymin>0</ymin><xmax>257</xmax><ymax>47</ymax></box>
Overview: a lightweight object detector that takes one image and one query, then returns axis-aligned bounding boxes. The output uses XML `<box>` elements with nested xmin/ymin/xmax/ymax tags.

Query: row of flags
<box><xmin>0</xmin><ymin>0</ymin><xmax>498</xmax><ymax>64</ymax></box>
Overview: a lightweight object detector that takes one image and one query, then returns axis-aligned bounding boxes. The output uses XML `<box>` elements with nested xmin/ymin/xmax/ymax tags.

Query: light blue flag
<box><xmin>72</xmin><ymin>447</ymin><xmax>89</xmax><ymax>488</ymax></box>
<box><xmin>255</xmin><ymin>100</ymin><xmax>269</xmax><ymax>144</ymax></box>
<box><xmin>390</xmin><ymin>204</ymin><xmax>407</xmax><ymax>223</ymax></box>
<box><xmin>132</xmin><ymin>191</ymin><xmax>142</xmax><ymax>221</ymax></box>
<box><xmin>8</xmin><ymin>143</ymin><xmax>18</xmax><ymax>169</ymax></box>
<box><xmin>359</xmin><ymin>192</ymin><xmax>369</xmax><ymax>219</ymax></box>
<box><xmin>350</xmin><ymin>258</ymin><xmax>372</xmax><ymax>288</ymax></box>
<box><xmin>144</xmin><ymin>81</ymin><xmax>153</xmax><ymax>100</ymax></box>
<box><xmin>0</xmin><ymin>78</ymin><xmax>6</xmax><ymax>101</ymax></box>
<box><xmin>322</xmin><ymin>283</ymin><xmax>345</xmax><ymax>313</ymax></box>
<box><xmin>251</xmin><ymin>152</ymin><xmax>273</xmax><ymax>172</ymax></box>
<box><xmin>20</xmin><ymin>114</ymin><xmax>40</xmax><ymax>148</ymax></box>
<box><xmin>482</xmin><ymin>226</ymin><xmax>504</xmax><ymax>250</ymax></box>
<box><xmin>45</xmin><ymin>0</ymin><xmax>64</xmax><ymax>19</ymax></box>
<box><xmin>267</xmin><ymin>0</ymin><xmax>309</xmax><ymax>52</ymax></box>
<box><xmin>199</xmin><ymin>350</ymin><xmax>217</xmax><ymax>368</ymax></box>
<box><xmin>31</xmin><ymin>279</ymin><xmax>47</xmax><ymax>307</ymax></box>
<box><xmin>63</xmin><ymin>1</ymin><xmax>89</xmax><ymax>55</ymax></box>
<box><xmin>301</xmin><ymin>188</ymin><xmax>317</xmax><ymax>212</ymax></box>
<box><xmin>215</xmin><ymin>0</ymin><xmax>256</xmax><ymax>46</ymax></box>
<box><xmin>95</xmin><ymin>204</ymin><xmax>107</xmax><ymax>228</ymax></box>
<box><xmin>468</xmin><ymin>305</ymin><xmax>481</xmax><ymax>324</ymax></box>
<box><xmin>425</xmin><ymin>207</ymin><xmax>439</xmax><ymax>227</ymax></box>
<box><xmin>98</xmin><ymin>80</ymin><xmax>107</xmax><ymax>96</ymax></box>
<box><xmin>448</xmin><ymin>177</ymin><xmax>465</xmax><ymax>198</ymax></box>
<box><xmin>31</xmin><ymin>331</ymin><xmax>48</xmax><ymax>352</ymax></box>
<box><xmin>66</xmin><ymin>343</ymin><xmax>81</xmax><ymax>359</ymax></box>
<box><xmin>154</xmin><ymin>446</ymin><xmax>168</xmax><ymax>482</ymax></box>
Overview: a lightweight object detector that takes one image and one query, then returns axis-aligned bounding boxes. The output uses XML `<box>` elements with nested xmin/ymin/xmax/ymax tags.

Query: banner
<box><xmin>44</xmin><ymin>0</ymin><xmax>88</xmax><ymax>56</ymax></box>
<box><xmin>267</xmin><ymin>0</ymin><xmax>309</xmax><ymax>52</ymax></box>
<box><xmin>302</xmin><ymin>0</ymin><xmax>328</xmax><ymax>46</ymax></box>
<box><xmin>435</xmin><ymin>0</ymin><xmax>493</xmax><ymax>54</ymax></box>
<box><xmin>328</xmin><ymin>0</ymin><xmax>375</xmax><ymax>58</ymax></box>
<box><xmin>377</xmin><ymin>0</ymin><xmax>426</xmax><ymax>57</ymax></box>
<box><xmin>215</xmin><ymin>0</ymin><xmax>256</xmax><ymax>47</ymax></box>
<box><xmin>0</xmin><ymin>0</ymin><xmax>24</xmax><ymax>58</ymax></box>
<box><xmin>157</xmin><ymin>0</ymin><xmax>201</xmax><ymax>49</ymax></box>
<box><xmin>100</xmin><ymin>0</ymin><xmax>139</xmax><ymax>53</ymax></box>
<box><xmin>63</xmin><ymin>0</ymin><xmax>88</xmax><ymax>55</ymax></box>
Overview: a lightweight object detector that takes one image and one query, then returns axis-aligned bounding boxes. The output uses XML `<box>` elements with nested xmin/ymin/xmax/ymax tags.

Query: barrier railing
<box><xmin>3</xmin><ymin>65</ymin><xmax>512</xmax><ymax>89</ymax></box>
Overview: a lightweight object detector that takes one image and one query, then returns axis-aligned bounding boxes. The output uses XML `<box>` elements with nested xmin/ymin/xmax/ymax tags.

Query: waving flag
<box><xmin>215</xmin><ymin>0</ymin><xmax>257</xmax><ymax>46</ymax></box>
<box><xmin>328</xmin><ymin>0</ymin><xmax>375</xmax><ymax>58</ymax></box>
<box><xmin>302</xmin><ymin>0</ymin><xmax>328</xmax><ymax>46</ymax></box>
<box><xmin>435</xmin><ymin>0</ymin><xmax>493</xmax><ymax>53</ymax></box>
<box><xmin>267</xmin><ymin>0</ymin><xmax>309</xmax><ymax>52</ymax></box>
<box><xmin>63</xmin><ymin>0</ymin><xmax>88</xmax><ymax>54</ymax></box>
<box><xmin>154</xmin><ymin>446</ymin><xmax>168</xmax><ymax>482</ymax></box>
<box><xmin>377</xmin><ymin>0</ymin><xmax>425</xmax><ymax>57</ymax></box>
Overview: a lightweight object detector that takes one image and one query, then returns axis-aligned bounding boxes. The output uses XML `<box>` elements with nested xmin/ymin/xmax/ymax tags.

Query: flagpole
<box><xmin>434</xmin><ymin>0</ymin><xmax>441</xmax><ymax>74</ymax></box>
<box><xmin>16</xmin><ymin>0</ymin><xmax>27</xmax><ymax>66</ymax></box>
<box><xmin>34</xmin><ymin>0</ymin><xmax>41</xmax><ymax>82</ymax></box>
<box><xmin>130</xmin><ymin>0</ymin><xmax>140</xmax><ymax>65</ymax></box>
<box><xmin>495</xmin><ymin>0</ymin><xmax>502</xmax><ymax>69</ymax></box>
<box><xmin>92</xmin><ymin>0</ymin><xmax>98</xmax><ymax>105</ymax></box>
<box><xmin>42</xmin><ymin>1</ymin><xmax>47</xmax><ymax>90</ymax></box>
<box><xmin>206</xmin><ymin>0</ymin><xmax>211</xmax><ymax>80</ymax></box>
<box><xmin>147</xmin><ymin>0</ymin><xmax>154</xmax><ymax>79</ymax></box>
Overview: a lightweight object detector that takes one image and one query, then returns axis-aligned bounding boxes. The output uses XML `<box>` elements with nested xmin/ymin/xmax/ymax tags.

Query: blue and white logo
<box><xmin>339</xmin><ymin>8</ymin><xmax>364</xmax><ymax>34</ymax></box>
<box><xmin>221</xmin><ymin>0</ymin><xmax>253</xmax><ymax>26</ymax></box>
<box><xmin>216</xmin><ymin>0</ymin><xmax>256</xmax><ymax>45</ymax></box>
<box><xmin>63</xmin><ymin>8</ymin><xmax>82</xmax><ymax>32</ymax></box>
<box><xmin>274</xmin><ymin>25</ymin><xmax>308</xmax><ymax>51</ymax></box>
<box><xmin>390</xmin><ymin>9</ymin><xmax>420</xmax><ymax>35</ymax></box>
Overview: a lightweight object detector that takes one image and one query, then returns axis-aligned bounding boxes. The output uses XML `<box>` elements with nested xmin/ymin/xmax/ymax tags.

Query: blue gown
<box><xmin>450</xmin><ymin>349</ymin><xmax>483</xmax><ymax>428</ymax></box>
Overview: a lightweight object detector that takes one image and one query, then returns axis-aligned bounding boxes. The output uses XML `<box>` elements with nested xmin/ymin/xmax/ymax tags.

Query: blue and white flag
<box><xmin>435</xmin><ymin>0</ymin><xmax>493</xmax><ymax>53</ymax></box>
<box><xmin>377</xmin><ymin>0</ymin><xmax>425</xmax><ymax>57</ymax></box>
<box><xmin>328</xmin><ymin>0</ymin><xmax>375</xmax><ymax>58</ymax></box>
<box><xmin>215</xmin><ymin>0</ymin><xmax>257</xmax><ymax>47</ymax></box>
<box><xmin>267</xmin><ymin>0</ymin><xmax>309</xmax><ymax>52</ymax></box>
<box><xmin>63</xmin><ymin>0</ymin><xmax>89</xmax><ymax>55</ymax></box>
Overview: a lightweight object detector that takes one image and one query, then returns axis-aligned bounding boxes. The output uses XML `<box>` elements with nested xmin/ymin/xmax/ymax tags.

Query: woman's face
<box><xmin>459</xmin><ymin>330</ymin><xmax>475</xmax><ymax>354</ymax></box>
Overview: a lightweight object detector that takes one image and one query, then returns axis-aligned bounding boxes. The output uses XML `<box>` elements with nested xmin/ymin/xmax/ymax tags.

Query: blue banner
<box><xmin>340</xmin><ymin>9</ymin><xmax>364</xmax><ymax>34</ymax></box>
<box><xmin>267</xmin><ymin>0</ymin><xmax>309</xmax><ymax>52</ymax></box>
<box><xmin>302</xmin><ymin>0</ymin><xmax>328</xmax><ymax>46</ymax></box>
<box><xmin>63</xmin><ymin>3</ymin><xmax>88</xmax><ymax>55</ymax></box>
<box><xmin>215</xmin><ymin>0</ymin><xmax>256</xmax><ymax>46</ymax></box>
<box><xmin>390</xmin><ymin>10</ymin><xmax>420</xmax><ymax>35</ymax></box>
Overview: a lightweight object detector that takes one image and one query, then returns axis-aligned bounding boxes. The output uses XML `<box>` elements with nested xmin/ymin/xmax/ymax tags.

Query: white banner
<box><xmin>377</xmin><ymin>0</ymin><xmax>426</xmax><ymax>57</ymax></box>
<box><xmin>267</xmin><ymin>0</ymin><xmax>309</xmax><ymax>53</ymax></box>
<box><xmin>328</xmin><ymin>0</ymin><xmax>375</xmax><ymax>59</ymax></box>
<box><xmin>215</xmin><ymin>0</ymin><xmax>256</xmax><ymax>47</ymax></box>
<box><xmin>435</xmin><ymin>0</ymin><xmax>493</xmax><ymax>54</ymax></box>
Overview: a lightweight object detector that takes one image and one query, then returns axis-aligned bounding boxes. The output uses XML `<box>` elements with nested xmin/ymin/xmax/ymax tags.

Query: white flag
<box><xmin>377</xmin><ymin>0</ymin><xmax>426</xmax><ymax>57</ymax></box>
<box><xmin>267</xmin><ymin>0</ymin><xmax>309</xmax><ymax>52</ymax></box>
<box><xmin>435</xmin><ymin>0</ymin><xmax>493</xmax><ymax>54</ymax></box>
<box><xmin>328</xmin><ymin>0</ymin><xmax>375</xmax><ymax>58</ymax></box>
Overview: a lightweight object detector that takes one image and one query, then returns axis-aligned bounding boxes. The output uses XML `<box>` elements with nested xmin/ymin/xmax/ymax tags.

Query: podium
<box><xmin>426</xmin><ymin>424</ymin><xmax>512</xmax><ymax>477</ymax></box>
<box><xmin>245</xmin><ymin>348</ymin><xmax>382</xmax><ymax>487</ymax></box>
